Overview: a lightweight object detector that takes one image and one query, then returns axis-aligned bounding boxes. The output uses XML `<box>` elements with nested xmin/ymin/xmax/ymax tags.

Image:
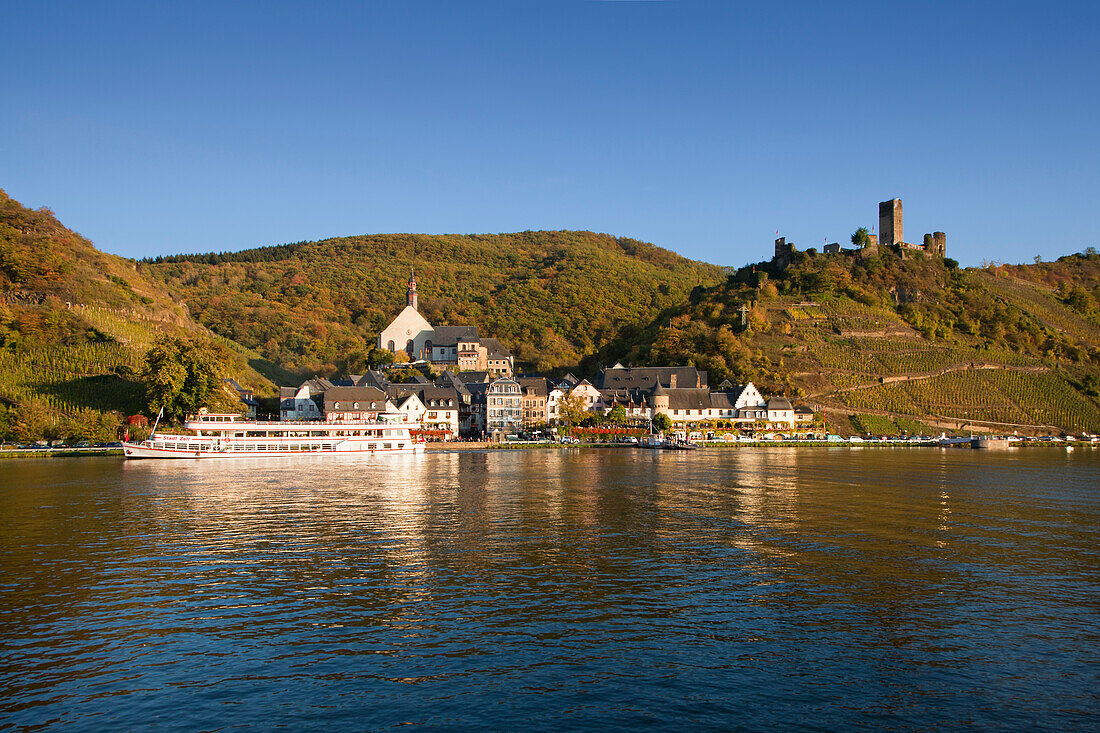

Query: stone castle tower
<box><xmin>406</xmin><ymin>271</ymin><xmax>418</xmax><ymax>311</ymax></box>
<box><xmin>879</xmin><ymin>199</ymin><xmax>903</xmax><ymax>246</ymax></box>
<box><xmin>773</xmin><ymin>237</ymin><xmax>793</xmax><ymax>269</ymax></box>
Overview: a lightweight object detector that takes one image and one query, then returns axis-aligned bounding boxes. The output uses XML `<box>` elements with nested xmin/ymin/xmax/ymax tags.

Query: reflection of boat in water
<box><xmin>124</xmin><ymin>413</ymin><xmax>425</xmax><ymax>459</ymax></box>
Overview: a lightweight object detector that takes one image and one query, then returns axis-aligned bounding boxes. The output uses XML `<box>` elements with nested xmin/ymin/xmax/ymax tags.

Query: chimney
<box><xmin>670</xmin><ymin>373</ymin><xmax>678</xmax><ymax>389</ymax></box>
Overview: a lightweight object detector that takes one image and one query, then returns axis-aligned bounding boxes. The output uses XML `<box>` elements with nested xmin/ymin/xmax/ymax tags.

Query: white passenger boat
<box><xmin>123</xmin><ymin>412</ymin><xmax>425</xmax><ymax>459</ymax></box>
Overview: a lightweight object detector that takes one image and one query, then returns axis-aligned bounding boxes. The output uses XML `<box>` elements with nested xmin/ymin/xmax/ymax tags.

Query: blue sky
<box><xmin>2</xmin><ymin>0</ymin><xmax>1097</xmax><ymax>267</ymax></box>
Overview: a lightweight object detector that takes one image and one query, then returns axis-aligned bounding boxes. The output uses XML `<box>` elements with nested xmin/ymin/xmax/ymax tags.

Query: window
<box><xmin>353</xmin><ymin>402</ymin><xmax>359</xmax><ymax>409</ymax></box>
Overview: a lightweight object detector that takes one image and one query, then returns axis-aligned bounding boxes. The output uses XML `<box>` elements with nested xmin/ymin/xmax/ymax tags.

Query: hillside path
<box><xmin>807</xmin><ymin>362</ymin><xmax>1049</xmax><ymax>400</ymax></box>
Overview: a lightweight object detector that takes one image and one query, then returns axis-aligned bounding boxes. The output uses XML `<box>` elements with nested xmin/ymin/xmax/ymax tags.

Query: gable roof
<box><xmin>516</xmin><ymin>377</ymin><xmax>550</xmax><ymax>397</ymax></box>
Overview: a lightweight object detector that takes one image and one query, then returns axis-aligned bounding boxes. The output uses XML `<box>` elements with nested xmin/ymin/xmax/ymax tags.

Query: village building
<box><xmin>485</xmin><ymin>376</ymin><xmax>523</xmax><ymax>438</ymax></box>
<box><xmin>378</xmin><ymin>273</ymin><xmax>514</xmax><ymax>375</ymax></box>
<box><xmin>545</xmin><ymin>374</ymin><xmax>579</xmax><ymax>424</ymax></box>
<box><xmin>321</xmin><ymin>386</ymin><xmax>394</xmax><ymax>422</ymax></box>
<box><xmin>517</xmin><ymin>376</ymin><xmax>551</xmax><ymax>427</ymax></box>
<box><xmin>765</xmin><ymin>396</ymin><xmax>795</xmax><ymax>427</ymax></box>
<box><xmin>225</xmin><ymin>378</ymin><xmax>260</xmax><ymax>419</ymax></box>
<box><xmin>387</xmin><ymin>384</ymin><xmax>461</xmax><ymax>439</ymax></box>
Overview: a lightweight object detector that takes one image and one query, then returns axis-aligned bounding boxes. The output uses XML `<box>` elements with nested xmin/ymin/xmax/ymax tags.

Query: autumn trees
<box><xmin>140</xmin><ymin>335</ymin><xmax>238</xmax><ymax>421</ymax></box>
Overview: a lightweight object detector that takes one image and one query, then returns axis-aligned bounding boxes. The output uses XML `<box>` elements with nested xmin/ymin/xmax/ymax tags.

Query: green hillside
<box><xmin>141</xmin><ymin>231</ymin><xmax>724</xmax><ymax>374</ymax></box>
<box><xmin>595</xmin><ymin>246</ymin><xmax>1100</xmax><ymax>433</ymax></box>
<box><xmin>0</xmin><ymin>190</ymin><xmax>277</xmax><ymax>441</ymax></box>
<box><xmin>4</xmin><ymin>183</ymin><xmax>1097</xmax><ymax>437</ymax></box>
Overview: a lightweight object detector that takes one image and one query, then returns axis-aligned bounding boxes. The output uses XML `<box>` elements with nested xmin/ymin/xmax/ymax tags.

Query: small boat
<box><xmin>640</xmin><ymin>435</ymin><xmax>698</xmax><ymax>451</ymax></box>
<box><xmin>971</xmin><ymin>436</ymin><xmax>1017</xmax><ymax>450</ymax></box>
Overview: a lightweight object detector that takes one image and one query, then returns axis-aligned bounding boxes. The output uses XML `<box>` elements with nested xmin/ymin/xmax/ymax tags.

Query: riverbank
<box><xmin>0</xmin><ymin>447</ymin><xmax>125</xmax><ymax>458</ymax></box>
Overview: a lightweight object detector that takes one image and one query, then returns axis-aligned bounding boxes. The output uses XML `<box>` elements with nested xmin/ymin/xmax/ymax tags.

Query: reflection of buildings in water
<box><xmin>123</xmin><ymin>455</ymin><xmax>444</xmax><ymax>627</ymax></box>
<box><xmin>706</xmin><ymin>448</ymin><xmax>805</xmax><ymax>561</ymax></box>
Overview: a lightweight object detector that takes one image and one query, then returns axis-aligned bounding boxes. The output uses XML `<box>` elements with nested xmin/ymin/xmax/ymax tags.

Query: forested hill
<box><xmin>0</xmin><ymin>189</ymin><xmax>275</xmax><ymax>440</ymax></box>
<box><xmin>141</xmin><ymin>231</ymin><xmax>724</xmax><ymax>373</ymax></box>
<box><xmin>594</xmin><ymin>246</ymin><xmax>1100</xmax><ymax>433</ymax></box>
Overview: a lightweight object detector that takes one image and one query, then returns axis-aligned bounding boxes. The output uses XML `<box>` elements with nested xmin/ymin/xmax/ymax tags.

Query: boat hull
<box><xmin>122</xmin><ymin>442</ymin><xmax>425</xmax><ymax>459</ymax></box>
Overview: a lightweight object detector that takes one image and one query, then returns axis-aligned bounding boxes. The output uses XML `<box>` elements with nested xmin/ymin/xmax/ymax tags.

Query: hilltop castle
<box><xmin>773</xmin><ymin>197</ymin><xmax>946</xmax><ymax>268</ymax></box>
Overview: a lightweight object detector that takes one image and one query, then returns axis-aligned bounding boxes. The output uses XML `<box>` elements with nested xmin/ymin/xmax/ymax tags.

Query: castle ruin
<box><xmin>771</xmin><ymin>197</ymin><xmax>946</xmax><ymax>268</ymax></box>
<box><xmin>880</xmin><ymin>198</ymin><xmax>946</xmax><ymax>257</ymax></box>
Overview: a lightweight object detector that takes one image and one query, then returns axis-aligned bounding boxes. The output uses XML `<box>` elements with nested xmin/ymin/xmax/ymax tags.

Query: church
<box><xmin>378</xmin><ymin>273</ymin><xmax>514</xmax><ymax>376</ymax></box>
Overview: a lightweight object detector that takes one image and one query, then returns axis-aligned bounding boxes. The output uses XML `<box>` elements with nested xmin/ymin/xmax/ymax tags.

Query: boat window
<box><xmin>383</xmin><ymin>443</ymin><xmax>391</xmax><ymax>449</ymax></box>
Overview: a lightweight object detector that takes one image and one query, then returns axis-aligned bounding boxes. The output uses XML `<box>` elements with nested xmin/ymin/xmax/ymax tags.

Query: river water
<box><xmin>1</xmin><ymin>448</ymin><xmax>1097</xmax><ymax>731</ymax></box>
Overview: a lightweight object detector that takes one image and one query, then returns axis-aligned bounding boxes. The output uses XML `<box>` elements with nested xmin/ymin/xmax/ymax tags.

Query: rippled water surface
<box><xmin>2</xmin><ymin>448</ymin><xmax>1098</xmax><ymax>731</ymax></box>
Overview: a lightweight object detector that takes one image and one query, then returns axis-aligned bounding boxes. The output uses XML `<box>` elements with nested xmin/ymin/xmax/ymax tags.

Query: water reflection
<box><xmin>0</xmin><ymin>449</ymin><xmax>1097</xmax><ymax>731</ymax></box>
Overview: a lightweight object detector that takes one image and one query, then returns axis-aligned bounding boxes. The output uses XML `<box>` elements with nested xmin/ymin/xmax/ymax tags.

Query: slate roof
<box><xmin>665</xmin><ymin>388</ymin><xmax>713</xmax><ymax>410</ymax></box>
<box><xmin>432</xmin><ymin>326</ymin><xmax>479</xmax><ymax>346</ymax></box>
<box><xmin>709</xmin><ymin>392</ymin><xmax>738</xmax><ymax>410</ymax></box>
<box><xmin>598</xmin><ymin>366</ymin><xmax>707</xmax><ymax>390</ymax></box>
<box><xmin>480</xmin><ymin>337</ymin><xmax>512</xmax><ymax>358</ymax></box>
<box><xmin>517</xmin><ymin>377</ymin><xmax>550</xmax><ymax>397</ymax></box>
<box><xmin>322</xmin><ymin>386</ymin><xmax>389</xmax><ymax>412</ymax></box>
<box><xmin>767</xmin><ymin>396</ymin><xmax>793</xmax><ymax>411</ymax></box>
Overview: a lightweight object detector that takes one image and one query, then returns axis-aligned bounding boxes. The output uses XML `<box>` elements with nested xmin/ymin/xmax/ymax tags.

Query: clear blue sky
<box><xmin>3</xmin><ymin>0</ymin><xmax>1097</xmax><ymax>267</ymax></box>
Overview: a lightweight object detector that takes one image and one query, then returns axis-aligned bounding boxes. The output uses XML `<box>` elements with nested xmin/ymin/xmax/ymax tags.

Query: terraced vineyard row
<box><xmin>849</xmin><ymin>414</ymin><xmax>937</xmax><ymax>436</ymax></box>
<box><xmin>982</xmin><ymin>273</ymin><xmax>1100</xmax><ymax>345</ymax></box>
<box><xmin>0</xmin><ymin>343</ymin><xmax>144</xmax><ymax>416</ymax></box>
<box><xmin>840</xmin><ymin>370</ymin><xmax>1100</xmax><ymax>432</ymax></box>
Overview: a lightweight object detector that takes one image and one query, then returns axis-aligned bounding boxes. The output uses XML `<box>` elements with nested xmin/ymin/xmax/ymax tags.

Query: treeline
<box><xmin>141</xmin><ymin>230</ymin><xmax>723</xmax><ymax>375</ymax></box>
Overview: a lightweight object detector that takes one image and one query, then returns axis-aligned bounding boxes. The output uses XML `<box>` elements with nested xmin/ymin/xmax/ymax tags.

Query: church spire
<box><xmin>407</xmin><ymin>270</ymin><xmax>418</xmax><ymax>311</ymax></box>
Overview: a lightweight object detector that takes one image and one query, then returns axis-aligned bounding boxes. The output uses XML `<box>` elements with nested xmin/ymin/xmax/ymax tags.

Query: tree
<box><xmin>851</xmin><ymin>227</ymin><xmax>871</xmax><ymax>248</ymax></box>
<box><xmin>367</xmin><ymin>347</ymin><xmax>395</xmax><ymax>368</ymax></box>
<box><xmin>607</xmin><ymin>405</ymin><xmax>627</xmax><ymax>425</ymax></box>
<box><xmin>558</xmin><ymin>391</ymin><xmax>589</xmax><ymax>425</ymax></box>
<box><xmin>652</xmin><ymin>413</ymin><xmax>672</xmax><ymax>433</ymax></box>
<box><xmin>140</xmin><ymin>335</ymin><xmax>236</xmax><ymax>421</ymax></box>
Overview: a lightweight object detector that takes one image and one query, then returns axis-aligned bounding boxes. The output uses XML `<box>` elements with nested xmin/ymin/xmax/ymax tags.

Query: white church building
<box><xmin>378</xmin><ymin>273</ymin><xmax>515</xmax><ymax>376</ymax></box>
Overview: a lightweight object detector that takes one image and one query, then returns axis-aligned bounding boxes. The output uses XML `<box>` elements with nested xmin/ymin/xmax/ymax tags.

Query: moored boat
<box><xmin>971</xmin><ymin>436</ymin><xmax>1018</xmax><ymax>450</ymax></box>
<box><xmin>123</xmin><ymin>413</ymin><xmax>425</xmax><ymax>459</ymax></box>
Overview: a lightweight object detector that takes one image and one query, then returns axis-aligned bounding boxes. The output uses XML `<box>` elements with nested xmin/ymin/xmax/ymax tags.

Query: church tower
<box><xmin>407</xmin><ymin>271</ymin><xmax>418</xmax><ymax>311</ymax></box>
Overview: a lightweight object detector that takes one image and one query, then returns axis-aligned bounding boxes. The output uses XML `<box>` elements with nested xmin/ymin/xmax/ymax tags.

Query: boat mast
<box><xmin>150</xmin><ymin>407</ymin><xmax>164</xmax><ymax>438</ymax></box>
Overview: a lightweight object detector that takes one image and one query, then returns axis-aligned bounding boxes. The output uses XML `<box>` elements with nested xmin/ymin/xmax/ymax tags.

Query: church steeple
<box><xmin>406</xmin><ymin>270</ymin><xmax>418</xmax><ymax>311</ymax></box>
